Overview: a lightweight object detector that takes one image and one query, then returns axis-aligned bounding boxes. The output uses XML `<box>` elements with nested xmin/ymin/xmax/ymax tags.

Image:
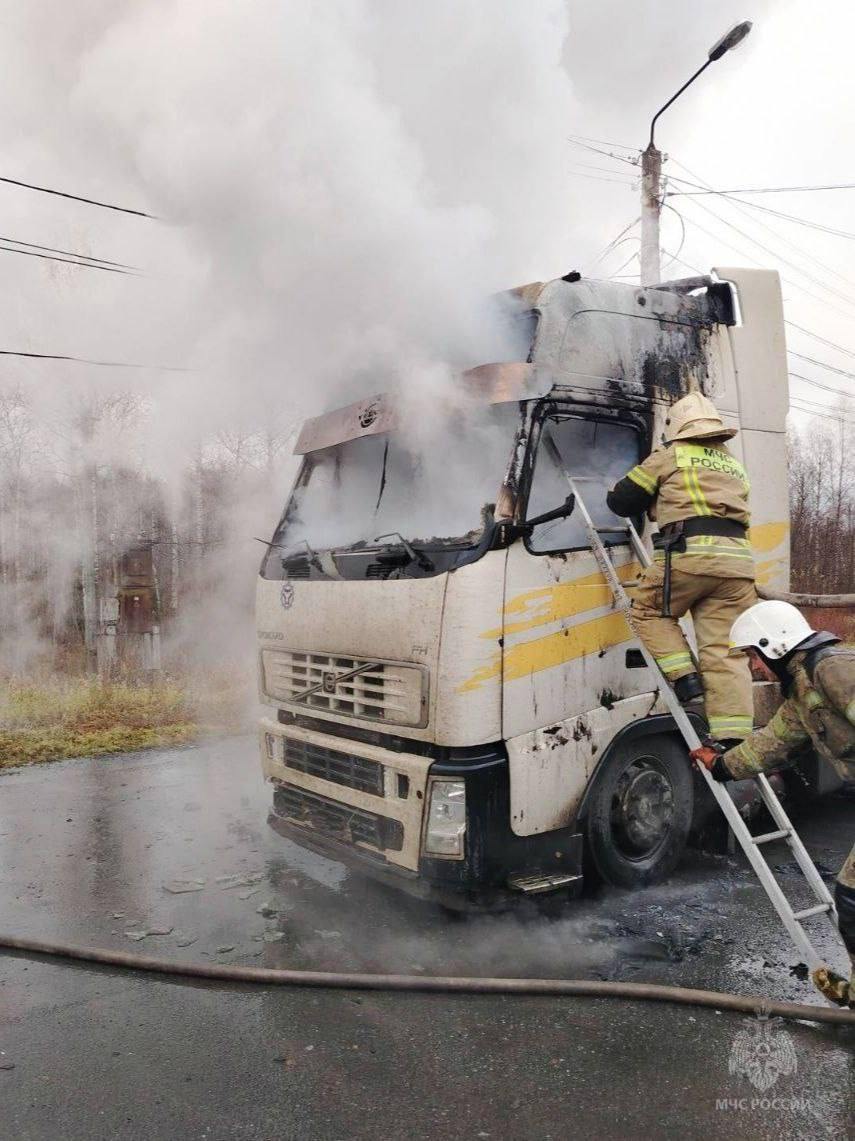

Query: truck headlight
<box><xmin>423</xmin><ymin>779</ymin><xmax>466</xmax><ymax>858</ymax></box>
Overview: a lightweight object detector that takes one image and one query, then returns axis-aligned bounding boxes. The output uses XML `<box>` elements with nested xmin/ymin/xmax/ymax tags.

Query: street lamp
<box><xmin>640</xmin><ymin>20</ymin><xmax>753</xmax><ymax>285</ymax></box>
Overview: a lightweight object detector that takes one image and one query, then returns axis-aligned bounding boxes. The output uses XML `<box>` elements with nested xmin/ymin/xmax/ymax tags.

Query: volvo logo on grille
<box><xmin>290</xmin><ymin>661</ymin><xmax>377</xmax><ymax>705</ymax></box>
<box><xmin>322</xmin><ymin>671</ymin><xmax>338</xmax><ymax>694</ymax></box>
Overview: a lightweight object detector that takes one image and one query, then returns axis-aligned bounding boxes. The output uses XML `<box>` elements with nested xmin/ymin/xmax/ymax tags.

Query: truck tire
<box><xmin>585</xmin><ymin>733</ymin><xmax>693</xmax><ymax>888</ymax></box>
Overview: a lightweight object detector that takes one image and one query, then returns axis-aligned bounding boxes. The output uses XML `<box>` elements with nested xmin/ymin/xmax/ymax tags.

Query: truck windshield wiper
<box><xmin>372</xmin><ymin>532</ymin><xmax>435</xmax><ymax>572</ymax></box>
<box><xmin>255</xmin><ymin>537</ymin><xmax>323</xmax><ymax>571</ymax></box>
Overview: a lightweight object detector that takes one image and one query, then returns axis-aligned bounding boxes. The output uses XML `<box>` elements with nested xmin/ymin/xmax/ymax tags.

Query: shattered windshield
<box><xmin>271</xmin><ymin>402</ymin><xmax>520</xmax><ymax>558</ymax></box>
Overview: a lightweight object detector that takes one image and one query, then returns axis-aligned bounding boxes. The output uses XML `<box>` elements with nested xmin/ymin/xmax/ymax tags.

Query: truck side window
<box><xmin>527</xmin><ymin>417</ymin><xmax>641</xmax><ymax>553</ymax></box>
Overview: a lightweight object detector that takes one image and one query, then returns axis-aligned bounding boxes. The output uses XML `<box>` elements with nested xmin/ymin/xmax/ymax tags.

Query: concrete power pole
<box><xmin>640</xmin><ymin>143</ymin><xmax>662</xmax><ymax>286</ymax></box>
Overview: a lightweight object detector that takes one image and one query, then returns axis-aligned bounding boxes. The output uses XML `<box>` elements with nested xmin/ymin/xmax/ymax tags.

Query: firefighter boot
<box><xmin>673</xmin><ymin>673</ymin><xmax>704</xmax><ymax>703</ymax></box>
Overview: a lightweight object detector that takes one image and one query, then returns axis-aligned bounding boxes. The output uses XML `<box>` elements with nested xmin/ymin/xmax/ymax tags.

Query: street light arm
<box><xmin>648</xmin><ymin>58</ymin><xmax>713</xmax><ymax>148</ymax></box>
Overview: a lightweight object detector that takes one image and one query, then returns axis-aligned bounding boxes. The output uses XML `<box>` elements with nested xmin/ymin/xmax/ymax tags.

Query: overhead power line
<box><xmin>0</xmin><ymin>241</ymin><xmax>139</xmax><ymax>275</ymax></box>
<box><xmin>669</xmin><ymin>182</ymin><xmax>855</xmax><ymax>195</ymax></box>
<box><xmin>0</xmin><ymin>234</ymin><xmax>136</xmax><ymax>269</ymax></box>
<box><xmin>665</xmin><ymin>160</ymin><xmax>855</xmax><ymax>319</ymax></box>
<box><xmin>0</xmin><ymin>174</ymin><xmax>155</xmax><ymax>218</ymax></box>
<box><xmin>788</xmin><ymin>351</ymin><xmax>855</xmax><ymax>388</ymax></box>
<box><xmin>0</xmin><ymin>349</ymin><xmax>188</xmax><ymax>370</ymax></box>
<box><xmin>789</xmin><ymin>398</ymin><xmax>855</xmax><ymax>426</ymax></box>
<box><xmin>566</xmin><ymin>137</ymin><xmax>640</xmax><ymax>168</ymax></box>
<box><xmin>569</xmin><ymin>169</ymin><xmax>637</xmax><ymax>187</ymax></box>
<box><xmin>665</xmin><ymin>173</ymin><xmax>855</xmax><ymax>240</ymax></box>
<box><xmin>789</xmin><ymin>371</ymin><xmax>854</xmax><ymax>401</ymax></box>
<box><xmin>785</xmin><ymin>319</ymin><xmax>855</xmax><ymax>360</ymax></box>
<box><xmin>718</xmin><ymin>198</ymin><xmax>855</xmax><ymax>241</ymax></box>
<box><xmin>566</xmin><ymin>132</ymin><xmax>638</xmax><ymax>154</ymax></box>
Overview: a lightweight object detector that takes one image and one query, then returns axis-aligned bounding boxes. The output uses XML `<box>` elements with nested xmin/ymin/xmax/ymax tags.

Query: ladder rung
<box><xmin>750</xmin><ymin>828</ymin><xmax>791</xmax><ymax>846</ymax></box>
<box><xmin>792</xmin><ymin>902</ymin><xmax>833</xmax><ymax>922</ymax></box>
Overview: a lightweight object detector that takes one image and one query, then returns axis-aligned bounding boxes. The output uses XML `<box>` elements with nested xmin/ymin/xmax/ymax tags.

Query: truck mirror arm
<box><xmin>521</xmin><ymin>493</ymin><xmax>576</xmax><ymax>532</ymax></box>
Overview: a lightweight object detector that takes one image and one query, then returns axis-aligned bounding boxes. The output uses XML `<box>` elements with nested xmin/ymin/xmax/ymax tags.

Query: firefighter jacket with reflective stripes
<box><xmin>606</xmin><ymin>440</ymin><xmax>754</xmax><ymax>578</ymax></box>
<box><xmin>725</xmin><ymin>646</ymin><xmax>855</xmax><ymax>783</ymax></box>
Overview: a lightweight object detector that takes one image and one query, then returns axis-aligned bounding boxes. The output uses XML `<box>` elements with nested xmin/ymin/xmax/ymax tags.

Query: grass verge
<box><xmin>0</xmin><ymin>673</ymin><xmax>253</xmax><ymax>768</ymax></box>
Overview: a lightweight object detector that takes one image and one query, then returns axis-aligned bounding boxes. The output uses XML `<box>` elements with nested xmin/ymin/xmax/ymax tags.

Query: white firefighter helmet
<box><xmin>663</xmin><ymin>391</ymin><xmax>736</xmax><ymax>443</ymax></box>
<box><xmin>729</xmin><ymin>600</ymin><xmax>815</xmax><ymax>660</ymax></box>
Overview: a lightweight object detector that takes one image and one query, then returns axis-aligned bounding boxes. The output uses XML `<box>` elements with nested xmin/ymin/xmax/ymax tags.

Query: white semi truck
<box><xmin>257</xmin><ymin>267</ymin><xmax>793</xmax><ymax>905</ymax></box>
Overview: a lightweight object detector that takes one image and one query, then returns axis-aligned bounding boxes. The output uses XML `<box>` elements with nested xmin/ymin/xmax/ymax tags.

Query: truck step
<box><xmin>507</xmin><ymin>871</ymin><xmax>583</xmax><ymax>895</ymax></box>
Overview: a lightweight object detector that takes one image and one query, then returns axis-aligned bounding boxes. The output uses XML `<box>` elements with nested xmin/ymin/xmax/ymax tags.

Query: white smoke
<box><xmin>0</xmin><ymin>1</ymin><xmax>582</xmax><ymax>674</ymax></box>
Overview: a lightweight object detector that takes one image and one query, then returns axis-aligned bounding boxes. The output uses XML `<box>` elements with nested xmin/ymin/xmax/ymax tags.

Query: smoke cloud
<box><xmin>0</xmin><ymin>1</ymin><xmax>852</xmax><ymax>677</ymax></box>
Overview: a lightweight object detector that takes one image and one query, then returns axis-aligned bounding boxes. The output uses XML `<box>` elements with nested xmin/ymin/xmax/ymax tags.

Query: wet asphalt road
<box><xmin>0</xmin><ymin>736</ymin><xmax>852</xmax><ymax>1140</ymax></box>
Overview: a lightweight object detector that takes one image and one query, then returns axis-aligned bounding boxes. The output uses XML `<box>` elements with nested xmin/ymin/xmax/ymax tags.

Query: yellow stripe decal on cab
<box><xmin>458</xmin><ymin>610</ymin><xmax>632</xmax><ymax>693</ymax></box>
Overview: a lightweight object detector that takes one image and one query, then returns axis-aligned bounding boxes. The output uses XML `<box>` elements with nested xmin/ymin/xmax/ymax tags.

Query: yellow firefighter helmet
<box><xmin>663</xmin><ymin>391</ymin><xmax>736</xmax><ymax>443</ymax></box>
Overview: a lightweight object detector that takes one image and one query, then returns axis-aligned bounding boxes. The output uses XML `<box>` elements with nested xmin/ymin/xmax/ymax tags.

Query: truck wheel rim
<box><xmin>610</xmin><ymin>758</ymin><xmax>675</xmax><ymax>860</ymax></box>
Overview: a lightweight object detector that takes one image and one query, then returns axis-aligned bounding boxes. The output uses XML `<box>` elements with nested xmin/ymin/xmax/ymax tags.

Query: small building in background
<box><xmin>97</xmin><ymin>541</ymin><xmax>161</xmax><ymax>675</ymax></box>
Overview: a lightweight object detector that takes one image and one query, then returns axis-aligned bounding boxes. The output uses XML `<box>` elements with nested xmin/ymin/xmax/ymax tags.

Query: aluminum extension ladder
<box><xmin>567</xmin><ymin>475</ymin><xmax>844</xmax><ymax>973</ymax></box>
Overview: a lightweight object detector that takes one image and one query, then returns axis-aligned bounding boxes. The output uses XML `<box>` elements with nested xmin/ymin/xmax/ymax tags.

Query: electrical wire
<box><xmin>607</xmin><ymin>249</ymin><xmax>639</xmax><ymax>279</ymax></box>
<box><xmin>566</xmin><ymin>137</ymin><xmax>640</xmax><ymax>168</ymax></box>
<box><xmin>569</xmin><ymin>161</ymin><xmax>639</xmax><ymax>181</ymax></box>
<box><xmin>666</xmin><ymin>160</ymin><xmax>855</xmax><ymax>301</ymax></box>
<box><xmin>789</xmin><ymin>391</ymin><xmax>855</xmax><ymax>425</ymax></box>
<box><xmin>0</xmin><ymin>174</ymin><xmax>155</xmax><ymax>217</ymax></box>
<box><xmin>569</xmin><ymin>170</ymin><xmax>637</xmax><ymax>187</ymax></box>
<box><xmin>678</xmin><ymin>196</ymin><xmax>855</xmax><ymax>313</ymax></box>
<box><xmin>586</xmin><ymin>217</ymin><xmax>640</xmax><ymax>273</ymax></box>
<box><xmin>676</xmin><ymin>206</ymin><xmax>855</xmax><ymax>322</ymax></box>
<box><xmin>0</xmin><ymin>349</ymin><xmax>189</xmax><ymax>370</ymax></box>
<box><xmin>0</xmin><ymin>234</ymin><xmax>136</xmax><ymax>269</ymax></box>
<box><xmin>0</xmin><ymin>241</ymin><xmax>139</xmax><ymax>275</ymax></box>
<box><xmin>669</xmin><ymin>182</ymin><xmax>855</xmax><ymax>195</ymax></box>
<box><xmin>566</xmin><ymin>132</ymin><xmax>639</xmax><ymax>154</ymax></box>
<box><xmin>665</xmin><ymin>170</ymin><xmax>855</xmax><ymax>238</ymax></box>
<box><xmin>714</xmin><ymin>198</ymin><xmax>855</xmax><ymax>241</ymax></box>
<box><xmin>789</xmin><ymin>372</ymin><xmax>854</xmax><ymax>401</ymax></box>
<box><xmin>785</xmin><ymin>320</ymin><xmax>855</xmax><ymax>360</ymax></box>
<box><xmin>790</xmin><ymin>403</ymin><xmax>855</xmax><ymax>427</ymax></box>
<box><xmin>788</xmin><ymin>352</ymin><xmax>855</xmax><ymax>389</ymax></box>
<box><xmin>568</xmin><ymin>146</ymin><xmax>855</xmax><ymax>312</ymax></box>
<box><xmin>564</xmin><ymin>146</ymin><xmax>855</xmax><ymax>410</ymax></box>
<box><xmin>660</xmin><ymin>204</ymin><xmax>687</xmax><ymax>272</ymax></box>
<box><xmin>671</xmin><ymin>159</ymin><xmax>855</xmax><ymax>312</ymax></box>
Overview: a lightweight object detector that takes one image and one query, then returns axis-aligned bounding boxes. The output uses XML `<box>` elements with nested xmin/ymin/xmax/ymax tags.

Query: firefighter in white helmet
<box><xmin>607</xmin><ymin>390</ymin><xmax>756</xmax><ymax>745</ymax></box>
<box><xmin>691</xmin><ymin>600</ymin><xmax>855</xmax><ymax>1007</ymax></box>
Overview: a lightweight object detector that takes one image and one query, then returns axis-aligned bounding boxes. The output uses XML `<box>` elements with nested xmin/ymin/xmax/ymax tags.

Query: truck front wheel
<box><xmin>585</xmin><ymin>733</ymin><xmax>693</xmax><ymax>888</ymax></box>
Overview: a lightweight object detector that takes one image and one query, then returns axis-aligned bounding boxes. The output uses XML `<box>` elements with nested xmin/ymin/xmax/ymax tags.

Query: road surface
<box><xmin>1</xmin><ymin>737</ymin><xmax>852</xmax><ymax>1139</ymax></box>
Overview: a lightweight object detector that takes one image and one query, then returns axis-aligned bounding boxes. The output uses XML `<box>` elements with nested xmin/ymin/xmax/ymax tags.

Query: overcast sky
<box><xmin>0</xmin><ymin>0</ymin><xmax>850</xmax><ymax>446</ymax></box>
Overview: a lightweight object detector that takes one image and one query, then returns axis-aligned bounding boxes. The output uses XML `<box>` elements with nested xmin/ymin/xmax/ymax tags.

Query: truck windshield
<box><xmin>270</xmin><ymin>402</ymin><xmax>520</xmax><ymax>561</ymax></box>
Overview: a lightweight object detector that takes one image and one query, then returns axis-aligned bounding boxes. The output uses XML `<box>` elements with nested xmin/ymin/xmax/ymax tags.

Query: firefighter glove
<box><xmin>690</xmin><ymin>740</ymin><xmax>733</xmax><ymax>782</ymax></box>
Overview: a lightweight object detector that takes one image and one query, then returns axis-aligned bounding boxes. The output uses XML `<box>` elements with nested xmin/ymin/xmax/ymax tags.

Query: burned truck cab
<box><xmin>257</xmin><ymin>269</ymin><xmax>791</xmax><ymax>905</ymax></box>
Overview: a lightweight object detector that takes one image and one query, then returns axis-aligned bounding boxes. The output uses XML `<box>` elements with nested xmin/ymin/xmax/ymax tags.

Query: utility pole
<box><xmin>640</xmin><ymin>143</ymin><xmax>662</xmax><ymax>286</ymax></box>
<box><xmin>639</xmin><ymin>20</ymin><xmax>752</xmax><ymax>287</ymax></box>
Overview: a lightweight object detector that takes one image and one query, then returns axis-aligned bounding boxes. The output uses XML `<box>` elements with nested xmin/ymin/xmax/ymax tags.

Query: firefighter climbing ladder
<box><xmin>566</xmin><ymin>475</ymin><xmax>843</xmax><ymax>974</ymax></box>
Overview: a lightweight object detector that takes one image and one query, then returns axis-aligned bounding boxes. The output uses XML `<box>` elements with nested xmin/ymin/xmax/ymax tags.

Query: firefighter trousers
<box><xmin>628</xmin><ymin>564</ymin><xmax>757</xmax><ymax>741</ymax></box>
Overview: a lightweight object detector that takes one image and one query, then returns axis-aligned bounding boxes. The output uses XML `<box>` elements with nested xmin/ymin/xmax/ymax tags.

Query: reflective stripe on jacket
<box><xmin>607</xmin><ymin>440</ymin><xmax>754</xmax><ymax>579</ymax></box>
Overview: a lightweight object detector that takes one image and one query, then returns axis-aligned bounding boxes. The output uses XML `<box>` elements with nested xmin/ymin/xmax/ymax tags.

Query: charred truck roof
<box><xmin>294</xmin><ymin>272</ymin><xmax>739</xmax><ymax>455</ymax></box>
<box><xmin>514</xmin><ymin>272</ymin><xmax>736</xmax><ymax>410</ymax></box>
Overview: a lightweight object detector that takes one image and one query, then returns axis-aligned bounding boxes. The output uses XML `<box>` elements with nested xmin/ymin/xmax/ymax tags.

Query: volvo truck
<box><xmin>257</xmin><ymin>267</ymin><xmax>793</xmax><ymax>905</ymax></box>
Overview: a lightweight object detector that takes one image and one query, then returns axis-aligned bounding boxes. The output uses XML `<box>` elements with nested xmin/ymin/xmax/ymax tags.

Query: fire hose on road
<box><xmin>1</xmin><ymin>933</ymin><xmax>853</xmax><ymax>1026</ymax></box>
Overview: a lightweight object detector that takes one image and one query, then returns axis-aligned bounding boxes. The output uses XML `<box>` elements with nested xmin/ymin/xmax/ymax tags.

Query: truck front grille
<box><xmin>274</xmin><ymin>785</ymin><xmax>403</xmax><ymax>852</ymax></box>
<box><xmin>282</xmin><ymin>737</ymin><xmax>384</xmax><ymax>797</ymax></box>
<box><xmin>262</xmin><ymin>650</ymin><xmax>427</xmax><ymax>727</ymax></box>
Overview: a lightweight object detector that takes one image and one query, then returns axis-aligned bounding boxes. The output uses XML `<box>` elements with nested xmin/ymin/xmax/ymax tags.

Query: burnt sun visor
<box><xmin>293</xmin><ymin>362</ymin><xmax>549</xmax><ymax>455</ymax></box>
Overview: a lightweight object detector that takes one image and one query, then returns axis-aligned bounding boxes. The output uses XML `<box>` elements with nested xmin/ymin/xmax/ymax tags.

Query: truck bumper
<box><xmin>261</xmin><ymin>716</ymin><xmax>584</xmax><ymax>908</ymax></box>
